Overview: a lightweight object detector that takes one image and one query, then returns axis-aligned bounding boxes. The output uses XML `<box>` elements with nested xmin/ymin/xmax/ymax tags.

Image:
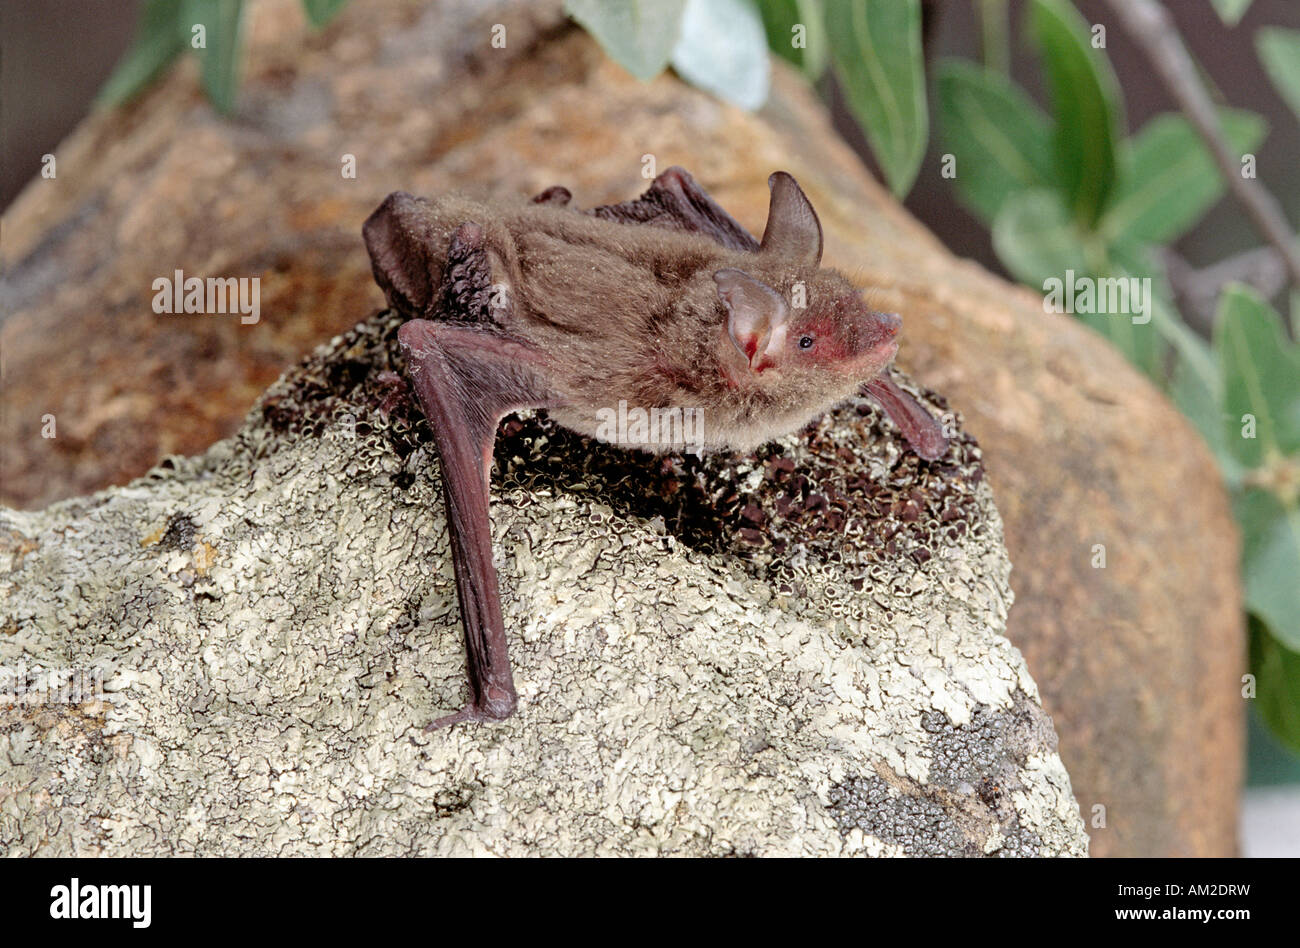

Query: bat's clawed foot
<box><xmin>424</xmin><ymin>684</ymin><xmax>518</xmax><ymax>731</ymax></box>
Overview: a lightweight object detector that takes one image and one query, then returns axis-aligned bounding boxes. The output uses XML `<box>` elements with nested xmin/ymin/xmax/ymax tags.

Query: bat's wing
<box><xmin>862</xmin><ymin>372</ymin><xmax>950</xmax><ymax>461</ymax></box>
<box><xmin>586</xmin><ymin>166</ymin><xmax>761</xmax><ymax>252</ymax></box>
<box><xmin>398</xmin><ymin>319</ymin><xmax>553</xmax><ymax>728</ymax></box>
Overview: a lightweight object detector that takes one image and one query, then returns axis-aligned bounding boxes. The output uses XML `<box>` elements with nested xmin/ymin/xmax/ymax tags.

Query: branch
<box><xmin>1105</xmin><ymin>0</ymin><xmax>1300</xmax><ymax>310</ymax></box>
<box><xmin>1161</xmin><ymin>245</ymin><xmax>1288</xmax><ymax>335</ymax></box>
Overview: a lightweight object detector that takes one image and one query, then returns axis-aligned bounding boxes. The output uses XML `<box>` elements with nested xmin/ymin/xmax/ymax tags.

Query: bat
<box><xmin>362</xmin><ymin>167</ymin><xmax>948</xmax><ymax>728</ymax></box>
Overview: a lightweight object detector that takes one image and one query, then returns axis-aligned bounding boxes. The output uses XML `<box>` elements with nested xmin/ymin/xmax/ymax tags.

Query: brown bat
<box><xmin>363</xmin><ymin>167</ymin><xmax>948</xmax><ymax>729</ymax></box>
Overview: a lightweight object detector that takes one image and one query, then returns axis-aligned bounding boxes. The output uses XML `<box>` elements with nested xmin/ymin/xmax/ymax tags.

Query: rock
<box><xmin>0</xmin><ymin>0</ymin><xmax>1240</xmax><ymax>854</ymax></box>
<box><xmin>0</xmin><ymin>310</ymin><xmax>1087</xmax><ymax>856</ymax></box>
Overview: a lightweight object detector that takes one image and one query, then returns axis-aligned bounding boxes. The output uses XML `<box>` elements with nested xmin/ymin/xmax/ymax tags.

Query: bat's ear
<box><xmin>363</xmin><ymin>192</ymin><xmax>441</xmax><ymax>318</ymax></box>
<box><xmin>759</xmin><ymin>171</ymin><xmax>823</xmax><ymax>269</ymax></box>
<box><xmin>715</xmin><ymin>268</ymin><xmax>790</xmax><ymax>368</ymax></box>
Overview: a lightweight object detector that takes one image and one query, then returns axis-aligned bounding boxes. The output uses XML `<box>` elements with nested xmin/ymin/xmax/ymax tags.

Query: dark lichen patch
<box><xmin>243</xmin><ymin>311</ymin><xmax>415</xmax><ymax>455</ymax></box>
<box><xmin>156</xmin><ymin>512</ymin><xmax>198</xmax><ymax>552</ymax></box>
<box><xmin>828</xmin><ymin>691</ymin><xmax>1055</xmax><ymax>856</ymax></box>
<box><xmin>828</xmin><ymin>772</ymin><xmax>985</xmax><ymax>856</ymax></box>
<box><xmin>922</xmin><ymin>691</ymin><xmax>1059</xmax><ymax>790</ymax></box>
<box><xmin>241</xmin><ymin>309</ymin><xmax>986</xmax><ymax>594</ymax></box>
<box><xmin>497</xmin><ymin>397</ymin><xmax>984</xmax><ymax>607</ymax></box>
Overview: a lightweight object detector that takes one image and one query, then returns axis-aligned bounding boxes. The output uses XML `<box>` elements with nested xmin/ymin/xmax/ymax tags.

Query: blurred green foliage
<box><xmin>768</xmin><ymin>0</ymin><xmax>1300</xmax><ymax>756</ymax></box>
<box><xmin>822</xmin><ymin>0</ymin><xmax>927</xmax><ymax>197</ymax></box>
<box><xmin>99</xmin><ymin>0</ymin><xmax>249</xmax><ymax>113</ymax></box>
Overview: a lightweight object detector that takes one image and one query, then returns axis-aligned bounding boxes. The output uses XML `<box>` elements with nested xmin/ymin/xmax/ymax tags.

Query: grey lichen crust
<box><xmin>0</xmin><ymin>311</ymin><xmax>1088</xmax><ymax>856</ymax></box>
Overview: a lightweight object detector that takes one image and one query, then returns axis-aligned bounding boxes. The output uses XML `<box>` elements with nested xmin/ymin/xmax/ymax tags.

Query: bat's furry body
<box><xmin>362</xmin><ymin>167</ymin><xmax>947</xmax><ymax>726</ymax></box>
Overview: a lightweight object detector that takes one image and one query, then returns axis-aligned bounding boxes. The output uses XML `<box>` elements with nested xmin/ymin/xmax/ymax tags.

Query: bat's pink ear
<box><xmin>715</xmin><ymin>268</ymin><xmax>790</xmax><ymax>368</ymax></box>
<box><xmin>760</xmin><ymin>172</ymin><xmax>823</xmax><ymax>269</ymax></box>
<box><xmin>363</xmin><ymin>191</ymin><xmax>441</xmax><ymax>318</ymax></box>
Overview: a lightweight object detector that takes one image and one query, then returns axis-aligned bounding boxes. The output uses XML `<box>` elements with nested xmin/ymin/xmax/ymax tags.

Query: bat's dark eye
<box><xmin>798</xmin><ymin>334</ymin><xmax>815</xmax><ymax>350</ymax></box>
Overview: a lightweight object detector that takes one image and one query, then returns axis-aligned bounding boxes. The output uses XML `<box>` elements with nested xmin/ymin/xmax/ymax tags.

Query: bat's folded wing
<box><xmin>398</xmin><ymin>320</ymin><xmax>553</xmax><ymax>727</ymax></box>
<box><xmin>587</xmin><ymin>166</ymin><xmax>761</xmax><ymax>253</ymax></box>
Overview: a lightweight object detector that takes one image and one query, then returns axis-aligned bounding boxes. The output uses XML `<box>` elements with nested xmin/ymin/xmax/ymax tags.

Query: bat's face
<box><xmin>776</xmin><ymin>289</ymin><xmax>900</xmax><ymax>381</ymax></box>
<box><xmin>715</xmin><ymin>268</ymin><xmax>899</xmax><ymax>389</ymax></box>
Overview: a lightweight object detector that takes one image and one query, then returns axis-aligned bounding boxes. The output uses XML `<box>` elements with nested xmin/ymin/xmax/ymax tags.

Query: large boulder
<box><xmin>0</xmin><ymin>0</ymin><xmax>1241</xmax><ymax>854</ymax></box>
<box><xmin>0</xmin><ymin>309</ymin><xmax>1087</xmax><ymax>856</ymax></box>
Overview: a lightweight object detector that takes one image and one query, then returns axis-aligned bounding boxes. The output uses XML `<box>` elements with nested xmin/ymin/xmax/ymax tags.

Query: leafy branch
<box><xmin>1103</xmin><ymin>0</ymin><xmax>1300</xmax><ymax>309</ymax></box>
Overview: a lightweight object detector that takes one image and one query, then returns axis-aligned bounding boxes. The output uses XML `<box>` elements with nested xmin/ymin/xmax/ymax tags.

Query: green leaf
<box><xmin>1027</xmin><ymin>0</ymin><xmax>1122</xmax><ymax>228</ymax></box>
<box><xmin>993</xmin><ymin>200</ymin><xmax>1170</xmax><ymax>377</ymax></box>
<box><xmin>96</xmin><ymin>0</ymin><xmax>187</xmax><ymax>107</ymax></box>
<box><xmin>991</xmin><ymin>187</ymin><xmax>1086</xmax><ymax>286</ymax></box>
<box><xmin>1251</xmin><ymin>618</ymin><xmax>1300</xmax><ymax>755</ymax></box>
<box><xmin>565</xmin><ymin>0</ymin><xmax>689</xmax><ymax>81</ymax></box>
<box><xmin>1078</xmin><ymin>242</ymin><xmax>1164</xmax><ymax>379</ymax></box>
<box><xmin>825</xmin><ymin>0</ymin><xmax>927</xmax><ymax>198</ymax></box>
<box><xmin>1217</xmin><ymin>286</ymin><xmax>1300</xmax><ymax>653</ymax></box>
<box><xmin>1133</xmin><ymin>257</ymin><xmax>1216</xmax><ymax>396</ymax></box>
<box><xmin>183</xmin><ymin>0</ymin><xmax>246</xmax><ymax>114</ymax></box>
<box><xmin>672</xmin><ymin>0</ymin><xmax>771</xmax><ymax>110</ymax></box>
<box><xmin>756</xmin><ymin>0</ymin><xmax>827</xmax><ymax>78</ymax></box>
<box><xmin>1172</xmin><ymin>355</ymin><xmax>1245</xmax><ymax>489</ymax></box>
<box><xmin>1214</xmin><ymin>291</ymin><xmax>1300</xmax><ymax>657</ymax></box>
<box><xmin>1257</xmin><ymin>27</ymin><xmax>1300</xmax><ymax>123</ymax></box>
<box><xmin>1240</xmin><ymin>493</ymin><xmax>1300</xmax><ymax>654</ymax></box>
<box><xmin>1100</xmin><ymin>110</ymin><xmax>1267</xmax><ymax>246</ymax></box>
<box><xmin>1214</xmin><ymin>285</ymin><xmax>1300</xmax><ymax>469</ymax></box>
<box><xmin>1248</xmin><ymin>701</ymin><xmax>1300</xmax><ymax>784</ymax></box>
<box><xmin>936</xmin><ymin>59</ymin><xmax>1055</xmax><ymax>223</ymax></box>
<box><xmin>994</xmin><ymin>189</ymin><xmax>1156</xmax><ymax>371</ymax></box>
<box><xmin>301</xmin><ymin>0</ymin><xmax>349</xmax><ymax>29</ymax></box>
<box><xmin>1210</xmin><ymin>0</ymin><xmax>1253</xmax><ymax>28</ymax></box>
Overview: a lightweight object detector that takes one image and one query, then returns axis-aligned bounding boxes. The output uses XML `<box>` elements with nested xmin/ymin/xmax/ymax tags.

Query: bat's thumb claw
<box><xmin>397</xmin><ymin>319</ymin><xmax>440</xmax><ymax>354</ymax></box>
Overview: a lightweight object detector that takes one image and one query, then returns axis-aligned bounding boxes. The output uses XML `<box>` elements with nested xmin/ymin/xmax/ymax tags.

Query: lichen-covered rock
<box><xmin>0</xmin><ymin>311</ymin><xmax>1086</xmax><ymax>856</ymax></box>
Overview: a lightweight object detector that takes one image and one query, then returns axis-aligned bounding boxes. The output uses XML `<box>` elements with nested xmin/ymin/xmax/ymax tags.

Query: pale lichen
<box><xmin>0</xmin><ymin>310</ymin><xmax>1088</xmax><ymax>856</ymax></box>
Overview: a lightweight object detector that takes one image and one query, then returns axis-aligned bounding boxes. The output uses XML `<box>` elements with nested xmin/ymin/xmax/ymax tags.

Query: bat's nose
<box><xmin>873</xmin><ymin>311</ymin><xmax>901</xmax><ymax>336</ymax></box>
<box><xmin>855</xmin><ymin>311</ymin><xmax>899</xmax><ymax>355</ymax></box>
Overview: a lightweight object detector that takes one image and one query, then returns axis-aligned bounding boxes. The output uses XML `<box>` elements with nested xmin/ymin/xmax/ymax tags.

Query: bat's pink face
<box><xmin>715</xmin><ymin>268</ymin><xmax>903</xmax><ymax>389</ymax></box>
<box><xmin>770</xmin><ymin>293</ymin><xmax>900</xmax><ymax>380</ymax></box>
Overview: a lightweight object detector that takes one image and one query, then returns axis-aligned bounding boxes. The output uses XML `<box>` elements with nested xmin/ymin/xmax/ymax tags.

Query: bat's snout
<box><xmin>873</xmin><ymin>311</ymin><xmax>901</xmax><ymax>336</ymax></box>
<box><xmin>853</xmin><ymin>311</ymin><xmax>901</xmax><ymax>359</ymax></box>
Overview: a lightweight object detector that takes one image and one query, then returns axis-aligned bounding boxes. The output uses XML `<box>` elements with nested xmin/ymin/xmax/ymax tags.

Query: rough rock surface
<box><xmin>0</xmin><ymin>310</ymin><xmax>1087</xmax><ymax>856</ymax></box>
<box><xmin>0</xmin><ymin>0</ymin><xmax>1240</xmax><ymax>855</ymax></box>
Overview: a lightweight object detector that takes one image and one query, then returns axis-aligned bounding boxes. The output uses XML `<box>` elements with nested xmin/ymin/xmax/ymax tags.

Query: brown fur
<box><xmin>367</xmin><ymin>178</ymin><xmax>904</xmax><ymax>453</ymax></box>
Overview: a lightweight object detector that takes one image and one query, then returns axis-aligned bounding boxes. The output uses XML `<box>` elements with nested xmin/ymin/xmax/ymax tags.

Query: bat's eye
<box><xmin>798</xmin><ymin>334</ymin><xmax>815</xmax><ymax>350</ymax></box>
